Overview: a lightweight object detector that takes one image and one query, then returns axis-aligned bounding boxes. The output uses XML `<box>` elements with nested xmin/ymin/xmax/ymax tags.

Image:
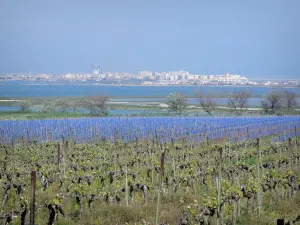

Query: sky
<box><xmin>0</xmin><ymin>0</ymin><xmax>299</xmax><ymax>79</ymax></box>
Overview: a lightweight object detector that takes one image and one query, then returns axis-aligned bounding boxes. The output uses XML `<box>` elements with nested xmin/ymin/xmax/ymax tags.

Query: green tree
<box><xmin>282</xmin><ymin>90</ymin><xmax>297</xmax><ymax>112</ymax></box>
<box><xmin>69</xmin><ymin>101</ymin><xmax>79</xmax><ymax>112</ymax></box>
<box><xmin>54</xmin><ymin>99</ymin><xmax>71</xmax><ymax>113</ymax></box>
<box><xmin>19</xmin><ymin>100</ymin><xmax>31</xmax><ymax>112</ymax></box>
<box><xmin>196</xmin><ymin>91</ymin><xmax>216</xmax><ymax>116</ymax></box>
<box><xmin>228</xmin><ymin>91</ymin><xmax>252</xmax><ymax>115</ymax></box>
<box><xmin>261</xmin><ymin>91</ymin><xmax>283</xmax><ymax>115</ymax></box>
<box><xmin>166</xmin><ymin>92</ymin><xmax>187</xmax><ymax>115</ymax></box>
<box><xmin>42</xmin><ymin>100</ymin><xmax>56</xmax><ymax>113</ymax></box>
<box><xmin>81</xmin><ymin>96</ymin><xmax>109</xmax><ymax>115</ymax></box>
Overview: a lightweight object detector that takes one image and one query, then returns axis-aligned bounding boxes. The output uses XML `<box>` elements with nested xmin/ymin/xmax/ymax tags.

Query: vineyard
<box><xmin>0</xmin><ymin>116</ymin><xmax>300</xmax><ymax>225</ymax></box>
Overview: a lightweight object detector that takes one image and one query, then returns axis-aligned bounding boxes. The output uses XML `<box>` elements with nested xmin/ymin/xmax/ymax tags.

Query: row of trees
<box><xmin>261</xmin><ymin>91</ymin><xmax>297</xmax><ymax>114</ymax></box>
<box><xmin>19</xmin><ymin>96</ymin><xmax>109</xmax><ymax>115</ymax></box>
<box><xmin>166</xmin><ymin>90</ymin><xmax>298</xmax><ymax>115</ymax></box>
<box><xmin>18</xmin><ymin>91</ymin><xmax>297</xmax><ymax>116</ymax></box>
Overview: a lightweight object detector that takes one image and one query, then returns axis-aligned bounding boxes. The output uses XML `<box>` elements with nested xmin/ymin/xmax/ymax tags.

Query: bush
<box><xmin>19</xmin><ymin>100</ymin><xmax>31</xmax><ymax>112</ymax></box>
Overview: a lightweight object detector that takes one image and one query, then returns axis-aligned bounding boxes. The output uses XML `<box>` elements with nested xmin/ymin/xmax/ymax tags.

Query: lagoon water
<box><xmin>1</xmin><ymin>83</ymin><xmax>299</xmax><ymax>114</ymax></box>
<box><xmin>1</xmin><ymin>82</ymin><xmax>300</xmax><ymax>97</ymax></box>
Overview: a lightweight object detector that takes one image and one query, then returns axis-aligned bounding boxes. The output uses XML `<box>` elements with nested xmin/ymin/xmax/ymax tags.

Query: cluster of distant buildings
<box><xmin>63</xmin><ymin>69</ymin><xmax>254</xmax><ymax>85</ymax></box>
<box><xmin>139</xmin><ymin>70</ymin><xmax>249</xmax><ymax>82</ymax></box>
<box><xmin>0</xmin><ymin>73</ymin><xmax>52</xmax><ymax>81</ymax></box>
<box><xmin>263</xmin><ymin>80</ymin><xmax>299</xmax><ymax>86</ymax></box>
<box><xmin>0</xmin><ymin>69</ymin><xmax>299</xmax><ymax>87</ymax></box>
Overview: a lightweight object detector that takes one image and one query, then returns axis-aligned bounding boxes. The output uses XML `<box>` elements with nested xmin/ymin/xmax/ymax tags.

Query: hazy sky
<box><xmin>0</xmin><ymin>0</ymin><xmax>299</xmax><ymax>79</ymax></box>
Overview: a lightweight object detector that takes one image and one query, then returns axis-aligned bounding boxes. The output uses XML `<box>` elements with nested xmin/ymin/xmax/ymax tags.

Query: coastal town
<box><xmin>0</xmin><ymin>68</ymin><xmax>299</xmax><ymax>87</ymax></box>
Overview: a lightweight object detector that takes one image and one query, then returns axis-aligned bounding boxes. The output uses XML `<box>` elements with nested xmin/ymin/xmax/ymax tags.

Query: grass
<box><xmin>0</xmin><ymin>111</ymin><xmax>96</xmax><ymax>120</ymax></box>
<box><xmin>1</xmin><ymin>108</ymin><xmax>299</xmax><ymax>120</ymax></box>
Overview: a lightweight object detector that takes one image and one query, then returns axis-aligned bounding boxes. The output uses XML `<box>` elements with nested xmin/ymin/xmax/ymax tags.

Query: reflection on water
<box><xmin>1</xmin><ymin>84</ymin><xmax>300</xmax><ymax>97</ymax></box>
<box><xmin>0</xmin><ymin>106</ymin><xmax>20</xmax><ymax>112</ymax></box>
<box><xmin>111</xmin><ymin>97</ymin><xmax>299</xmax><ymax>106</ymax></box>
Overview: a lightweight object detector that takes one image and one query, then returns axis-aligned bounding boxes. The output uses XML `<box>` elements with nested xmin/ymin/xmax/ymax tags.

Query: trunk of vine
<box><xmin>208</xmin><ymin>215</ymin><xmax>213</xmax><ymax>225</ymax></box>
<box><xmin>231</xmin><ymin>200</ymin><xmax>237</xmax><ymax>225</ymax></box>
<box><xmin>275</xmin><ymin>185</ymin><xmax>280</xmax><ymax>202</ymax></box>
<box><xmin>247</xmin><ymin>198</ymin><xmax>251</xmax><ymax>215</ymax></box>
<box><xmin>269</xmin><ymin>190</ymin><xmax>273</xmax><ymax>205</ymax></box>
<box><xmin>253</xmin><ymin>195</ymin><xmax>257</xmax><ymax>215</ymax></box>
<box><xmin>282</xmin><ymin>186</ymin><xmax>286</xmax><ymax>199</ymax></box>
<box><xmin>155</xmin><ymin>151</ymin><xmax>165</xmax><ymax>225</ymax></box>
<box><xmin>237</xmin><ymin>199</ymin><xmax>241</xmax><ymax>217</ymax></box>
<box><xmin>290</xmin><ymin>186</ymin><xmax>295</xmax><ymax>199</ymax></box>
<box><xmin>21</xmin><ymin>207</ymin><xmax>28</xmax><ymax>225</ymax></box>
<box><xmin>47</xmin><ymin>204</ymin><xmax>56</xmax><ymax>225</ymax></box>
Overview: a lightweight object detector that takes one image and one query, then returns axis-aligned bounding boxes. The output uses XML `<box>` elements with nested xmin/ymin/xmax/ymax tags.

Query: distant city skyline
<box><xmin>0</xmin><ymin>0</ymin><xmax>299</xmax><ymax>79</ymax></box>
<box><xmin>2</xmin><ymin>70</ymin><xmax>300</xmax><ymax>87</ymax></box>
<box><xmin>1</xmin><ymin>69</ymin><xmax>299</xmax><ymax>81</ymax></box>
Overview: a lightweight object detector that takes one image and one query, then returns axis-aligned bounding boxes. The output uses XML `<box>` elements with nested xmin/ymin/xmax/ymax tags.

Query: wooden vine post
<box><xmin>256</xmin><ymin>138</ymin><xmax>262</xmax><ymax>215</ymax></box>
<box><xmin>172</xmin><ymin>155</ymin><xmax>176</xmax><ymax>183</ymax></box>
<box><xmin>57</xmin><ymin>143</ymin><xmax>61</xmax><ymax>186</ymax></box>
<box><xmin>124</xmin><ymin>142</ymin><xmax>129</xmax><ymax>207</ymax></box>
<box><xmin>244</xmin><ymin>127</ymin><xmax>249</xmax><ymax>151</ymax></box>
<box><xmin>27</xmin><ymin>128</ymin><xmax>30</xmax><ymax>143</ymax></box>
<box><xmin>30</xmin><ymin>171</ymin><xmax>36</xmax><ymax>225</ymax></box>
<box><xmin>295</xmin><ymin>126</ymin><xmax>298</xmax><ymax>146</ymax></box>
<box><xmin>217</xmin><ymin>146</ymin><xmax>223</xmax><ymax>225</ymax></box>
<box><xmin>206</xmin><ymin>133</ymin><xmax>209</xmax><ymax>147</ymax></box>
<box><xmin>295</xmin><ymin>126</ymin><xmax>298</xmax><ymax>164</ymax></box>
<box><xmin>170</xmin><ymin>130</ymin><xmax>174</xmax><ymax>147</ymax></box>
<box><xmin>288</xmin><ymin>137</ymin><xmax>292</xmax><ymax>170</ymax></box>
<box><xmin>113</xmin><ymin>139</ymin><xmax>118</xmax><ymax>189</ymax></box>
<box><xmin>155</xmin><ymin>151</ymin><xmax>165</xmax><ymax>225</ymax></box>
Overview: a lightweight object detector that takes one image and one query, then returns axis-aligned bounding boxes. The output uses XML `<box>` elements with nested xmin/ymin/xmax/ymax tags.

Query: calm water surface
<box><xmin>1</xmin><ymin>83</ymin><xmax>299</xmax><ymax>113</ymax></box>
<box><xmin>1</xmin><ymin>83</ymin><xmax>299</xmax><ymax>97</ymax></box>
